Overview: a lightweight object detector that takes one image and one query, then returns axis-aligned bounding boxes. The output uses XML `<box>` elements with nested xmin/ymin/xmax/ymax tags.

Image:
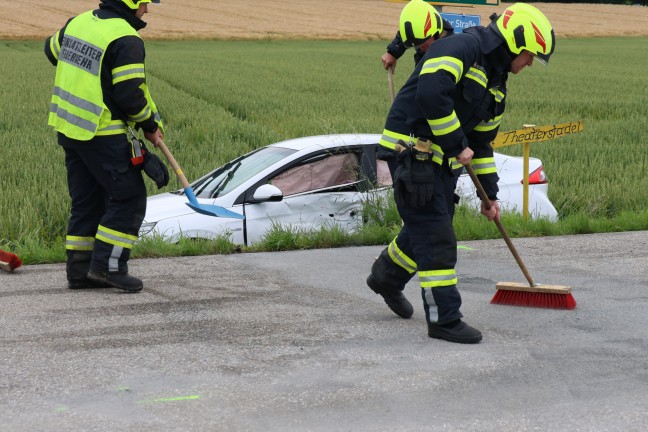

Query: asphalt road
<box><xmin>1</xmin><ymin>231</ymin><xmax>647</xmax><ymax>431</ymax></box>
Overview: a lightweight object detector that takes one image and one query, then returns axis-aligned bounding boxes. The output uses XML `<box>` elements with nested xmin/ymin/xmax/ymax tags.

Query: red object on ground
<box><xmin>0</xmin><ymin>250</ymin><xmax>22</xmax><ymax>272</ymax></box>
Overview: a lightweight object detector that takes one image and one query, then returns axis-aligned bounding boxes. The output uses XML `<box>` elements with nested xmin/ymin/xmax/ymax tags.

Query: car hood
<box><xmin>143</xmin><ymin>192</ymin><xmax>199</xmax><ymax>222</ymax></box>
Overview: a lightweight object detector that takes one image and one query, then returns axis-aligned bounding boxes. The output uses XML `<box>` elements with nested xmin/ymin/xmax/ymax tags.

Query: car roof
<box><xmin>267</xmin><ymin>134</ymin><xmax>382</xmax><ymax>151</ymax></box>
<box><xmin>263</xmin><ymin>134</ymin><xmax>538</xmax><ymax>167</ymax></box>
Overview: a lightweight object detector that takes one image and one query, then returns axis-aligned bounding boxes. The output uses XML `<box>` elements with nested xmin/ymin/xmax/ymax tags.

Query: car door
<box><xmin>243</xmin><ymin>150</ymin><xmax>366</xmax><ymax>245</ymax></box>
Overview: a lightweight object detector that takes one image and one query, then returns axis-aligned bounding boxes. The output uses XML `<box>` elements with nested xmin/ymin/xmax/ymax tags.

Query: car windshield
<box><xmin>192</xmin><ymin>146</ymin><xmax>297</xmax><ymax>198</ymax></box>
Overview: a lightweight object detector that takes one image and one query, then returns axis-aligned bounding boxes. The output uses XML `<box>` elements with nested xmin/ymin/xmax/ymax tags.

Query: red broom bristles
<box><xmin>491</xmin><ymin>289</ymin><xmax>577</xmax><ymax>310</ymax></box>
<box><xmin>0</xmin><ymin>250</ymin><xmax>22</xmax><ymax>272</ymax></box>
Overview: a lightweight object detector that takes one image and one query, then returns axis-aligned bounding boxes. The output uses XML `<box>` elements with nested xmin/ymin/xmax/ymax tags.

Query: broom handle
<box><xmin>387</xmin><ymin>65</ymin><xmax>395</xmax><ymax>103</ymax></box>
<box><xmin>465</xmin><ymin>164</ymin><xmax>536</xmax><ymax>287</ymax></box>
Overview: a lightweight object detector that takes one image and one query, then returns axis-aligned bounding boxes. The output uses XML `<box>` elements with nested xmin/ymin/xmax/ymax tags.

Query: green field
<box><xmin>1</xmin><ymin>38</ymin><xmax>647</xmax><ymax>261</ymax></box>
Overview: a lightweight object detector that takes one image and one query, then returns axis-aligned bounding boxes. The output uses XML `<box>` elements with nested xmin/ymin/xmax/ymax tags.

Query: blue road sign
<box><xmin>440</xmin><ymin>13</ymin><xmax>481</xmax><ymax>33</ymax></box>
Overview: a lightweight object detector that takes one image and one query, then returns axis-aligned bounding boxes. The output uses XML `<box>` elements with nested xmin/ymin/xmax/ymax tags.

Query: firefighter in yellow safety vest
<box><xmin>45</xmin><ymin>0</ymin><xmax>165</xmax><ymax>292</ymax></box>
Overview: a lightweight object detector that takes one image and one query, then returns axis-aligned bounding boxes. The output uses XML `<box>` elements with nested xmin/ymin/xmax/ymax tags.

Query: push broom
<box><xmin>0</xmin><ymin>249</ymin><xmax>22</xmax><ymax>272</ymax></box>
<box><xmin>465</xmin><ymin>164</ymin><xmax>576</xmax><ymax>309</ymax></box>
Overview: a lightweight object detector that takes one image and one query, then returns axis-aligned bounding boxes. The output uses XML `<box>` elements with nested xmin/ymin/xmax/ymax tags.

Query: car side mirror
<box><xmin>251</xmin><ymin>184</ymin><xmax>283</xmax><ymax>202</ymax></box>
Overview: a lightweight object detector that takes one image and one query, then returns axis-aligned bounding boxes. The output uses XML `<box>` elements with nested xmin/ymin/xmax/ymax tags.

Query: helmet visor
<box><xmin>402</xmin><ymin>21</ymin><xmax>431</xmax><ymax>48</ymax></box>
<box><xmin>535</xmin><ymin>28</ymin><xmax>556</xmax><ymax>65</ymax></box>
<box><xmin>535</xmin><ymin>53</ymin><xmax>549</xmax><ymax>66</ymax></box>
<box><xmin>404</xmin><ymin>36</ymin><xmax>430</xmax><ymax>48</ymax></box>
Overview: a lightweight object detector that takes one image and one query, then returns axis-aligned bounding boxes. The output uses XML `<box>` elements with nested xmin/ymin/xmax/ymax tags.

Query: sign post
<box><xmin>492</xmin><ymin>121</ymin><xmax>585</xmax><ymax>219</ymax></box>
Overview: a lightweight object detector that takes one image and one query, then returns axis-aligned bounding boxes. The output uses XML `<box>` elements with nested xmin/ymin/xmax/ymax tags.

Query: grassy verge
<box><xmin>5</xmin><ymin>201</ymin><xmax>647</xmax><ymax>265</ymax></box>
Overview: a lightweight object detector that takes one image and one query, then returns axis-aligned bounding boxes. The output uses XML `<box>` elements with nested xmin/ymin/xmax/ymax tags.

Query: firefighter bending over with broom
<box><xmin>44</xmin><ymin>0</ymin><xmax>168</xmax><ymax>292</ymax></box>
<box><xmin>367</xmin><ymin>3</ymin><xmax>555</xmax><ymax>343</ymax></box>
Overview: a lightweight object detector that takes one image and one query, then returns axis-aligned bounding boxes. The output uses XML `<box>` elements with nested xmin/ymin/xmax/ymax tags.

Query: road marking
<box><xmin>137</xmin><ymin>395</ymin><xmax>201</xmax><ymax>404</ymax></box>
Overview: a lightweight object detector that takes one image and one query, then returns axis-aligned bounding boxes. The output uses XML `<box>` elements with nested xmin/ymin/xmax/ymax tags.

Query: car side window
<box><xmin>270</xmin><ymin>153</ymin><xmax>360</xmax><ymax>196</ymax></box>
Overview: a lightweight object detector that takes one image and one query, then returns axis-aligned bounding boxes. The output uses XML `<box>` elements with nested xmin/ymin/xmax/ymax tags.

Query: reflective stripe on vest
<box><xmin>96</xmin><ymin>120</ymin><xmax>127</xmax><ymax>136</ymax></box>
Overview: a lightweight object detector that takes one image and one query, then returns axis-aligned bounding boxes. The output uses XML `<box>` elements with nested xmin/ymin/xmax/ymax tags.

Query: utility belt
<box><xmin>380</xmin><ymin>131</ymin><xmax>443</xmax><ymax>166</ymax></box>
<box><xmin>95</xmin><ymin>120</ymin><xmax>127</xmax><ymax>137</ymax></box>
<box><xmin>392</xmin><ymin>138</ymin><xmax>437</xmax><ymax>209</ymax></box>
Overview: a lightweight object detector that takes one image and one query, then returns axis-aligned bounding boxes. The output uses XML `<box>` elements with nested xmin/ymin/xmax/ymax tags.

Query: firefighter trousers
<box><xmin>62</xmin><ymin>137</ymin><xmax>146</xmax><ymax>279</ymax></box>
<box><xmin>370</xmin><ymin>163</ymin><xmax>462</xmax><ymax>325</ymax></box>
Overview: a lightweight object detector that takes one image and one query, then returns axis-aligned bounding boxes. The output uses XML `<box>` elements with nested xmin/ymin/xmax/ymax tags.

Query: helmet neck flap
<box><xmin>489</xmin><ymin>3</ymin><xmax>555</xmax><ymax>65</ymax></box>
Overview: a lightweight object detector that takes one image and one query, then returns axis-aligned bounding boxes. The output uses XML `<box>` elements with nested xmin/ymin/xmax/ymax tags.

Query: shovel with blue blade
<box><xmin>156</xmin><ymin>140</ymin><xmax>245</xmax><ymax>219</ymax></box>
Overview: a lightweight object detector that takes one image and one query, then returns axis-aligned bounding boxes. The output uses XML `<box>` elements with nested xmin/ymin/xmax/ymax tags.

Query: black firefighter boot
<box><xmin>65</xmin><ymin>250</ymin><xmax>112</xmax><ymax>289</ymax></box>
<box><xmin>428</xmin><ymin>320</ymin><xmax>483</xmax><ymax>344</ymax></box>
<box><xmin>87</xmin><ymin>271</ymin><xmax>143</xmax><ymax>293</ymax></box>
<box><xmin>66</xmin><ymin>251</ymin><xmax>112</xmax><ymax>289</ymax></box>
<box><xmin>87</xmin><ymin>242</ymin><xmax>143</xmax><ymax>293</ymax></box>
<box><xmin>366</xmin><ymin>249</ymin><xmax>414</xmax><ymax>318</ymax></box>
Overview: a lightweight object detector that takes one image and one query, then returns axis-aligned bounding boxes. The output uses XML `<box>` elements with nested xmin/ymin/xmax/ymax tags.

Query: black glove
<box><xmin>142</xmin><ymin>147</ymin><xmax>169</xmax><ymax>189</ymax></box>
<box><xmin>393</xmin><ymin>147</ymin><xmax>435</xmax><ymax>209</ymax></box>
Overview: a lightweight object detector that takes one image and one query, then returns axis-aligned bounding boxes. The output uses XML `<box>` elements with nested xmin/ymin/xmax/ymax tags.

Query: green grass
<box><xmin>1</xmin><ymin>37</ymin><xmax>647</xmax><ymax>262</ymax></box>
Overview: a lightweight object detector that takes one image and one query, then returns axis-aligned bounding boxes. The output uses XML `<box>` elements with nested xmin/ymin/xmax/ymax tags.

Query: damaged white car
<box><xmin>140</xmin><ymin>134</ymin><xmax>558</xmax><ymax>245</ymax></box>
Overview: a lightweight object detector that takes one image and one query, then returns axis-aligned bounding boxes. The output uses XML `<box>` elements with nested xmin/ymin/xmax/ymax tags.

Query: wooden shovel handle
<box><xmin>465</xmin><ymin>164</ymin><xmax>535</xmax><ymax>287</ymax></box>
<box><xmin>156</xmin><ymin>139</ymin><xmax>190</xmax><ymax>190</ymax></box>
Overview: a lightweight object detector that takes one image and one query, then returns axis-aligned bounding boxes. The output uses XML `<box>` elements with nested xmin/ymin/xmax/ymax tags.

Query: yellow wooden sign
<box><xmin>492</xmin><ymin>121</ymin><xmax>584</xmax><ymax>149</ymax></box>
<box><xmin>489</xmin><ymin>120</ymin><xmax>583</xmax><ymax>219</ymax></box>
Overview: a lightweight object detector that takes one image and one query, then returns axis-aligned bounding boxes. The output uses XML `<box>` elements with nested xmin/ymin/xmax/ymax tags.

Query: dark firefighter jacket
<box><xmin>381</xmin><ymin>25</ymin><xmax>511</xmax><ymax>200</ymax></box>
<box><xmin>44</xmin><ymin>0</ymin><xmax>160</xmax><ymax>147</ymax></box>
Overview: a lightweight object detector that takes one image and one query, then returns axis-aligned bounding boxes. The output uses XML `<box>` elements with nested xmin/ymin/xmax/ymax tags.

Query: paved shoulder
<box><xmin>1</xmin><ymin>231</ymin><xmax>647</xmax><ymax>430</ymax></box>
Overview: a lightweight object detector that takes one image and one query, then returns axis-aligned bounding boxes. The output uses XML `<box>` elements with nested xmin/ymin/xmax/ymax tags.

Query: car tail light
<box><xmin>523</xmin><ymin>166</ymin><xmax>548</xmax><ymax>184</ymax></box>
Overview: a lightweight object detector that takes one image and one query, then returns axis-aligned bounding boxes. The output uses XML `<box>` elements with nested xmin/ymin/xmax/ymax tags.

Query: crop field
<box><xmin>1</xmin><ymin>35</ymin><xmax>647</xmax><ymax>251</ymax></box>
<box><xmin>1</xmin><ymin>0</ymin><xmax>648</xmax><ymax>253</ymax></box>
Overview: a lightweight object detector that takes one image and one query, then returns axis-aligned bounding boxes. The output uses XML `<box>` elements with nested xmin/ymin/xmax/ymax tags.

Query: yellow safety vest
<box><xmin>48</xmin><ymin>11</ymin><xmax>151</xmax><ymax>140</ymax></box>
